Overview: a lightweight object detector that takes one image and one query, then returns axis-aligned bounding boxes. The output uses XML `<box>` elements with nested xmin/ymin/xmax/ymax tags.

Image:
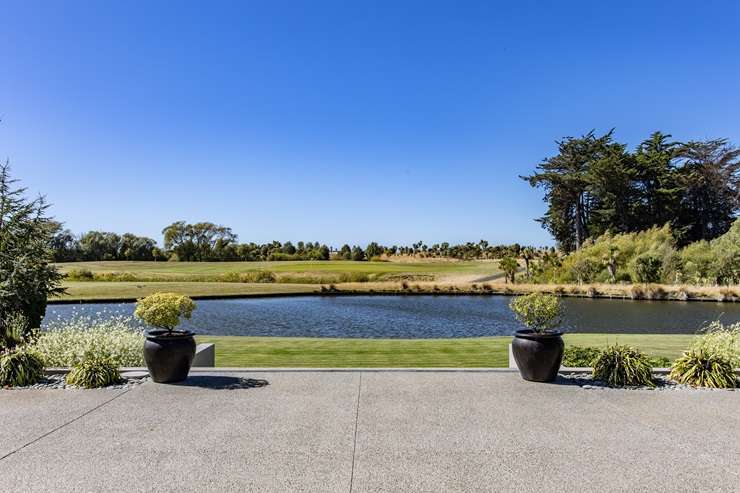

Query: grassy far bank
<box><xmin>51</xmin><ymin>261</ymin><xmax>738</xmax><ymax>303</ymax></box>
<box><xmin>196</xmin><ymin>334</ymin><xmax>696</xmax><ymax>368</ymax></box>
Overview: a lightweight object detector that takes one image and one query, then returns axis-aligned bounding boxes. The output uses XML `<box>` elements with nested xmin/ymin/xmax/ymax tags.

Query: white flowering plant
<box><xmin>31</xmin><ymin>313</ymin><xmax>145</xmax><ymax>367</ymax></box>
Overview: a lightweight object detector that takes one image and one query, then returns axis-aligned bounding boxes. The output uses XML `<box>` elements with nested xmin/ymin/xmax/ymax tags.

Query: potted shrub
<box><xmin>509</xmin><ymin>293</ymin><xmax>564</xmax><ymax>382</ymax></box>
<box><xmin>135</xmin><ymin>293</ymin><xmax>197</xmax><ymax>383</ymax></box>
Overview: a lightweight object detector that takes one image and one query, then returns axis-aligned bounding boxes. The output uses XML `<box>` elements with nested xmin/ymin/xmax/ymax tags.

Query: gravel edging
<box><xmin>559</xmin><ymin>371</ymin><xmax>737</xmax><ymax>391</ymax></box>
<box><xmin>2</xmin><ymin>374</ymin><xmax>149</xmax><ymax>391</ymax></box>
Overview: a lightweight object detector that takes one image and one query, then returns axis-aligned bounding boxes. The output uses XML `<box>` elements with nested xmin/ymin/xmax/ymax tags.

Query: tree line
<box><xmin>524</xmin><ymin>131</ymin><xmax>739</xmax><ymax>252</ymax></box>
<box><xmin>52</xmin><ymin>221</ymin><xmax>535</xmax><ymax>262</ymax></box>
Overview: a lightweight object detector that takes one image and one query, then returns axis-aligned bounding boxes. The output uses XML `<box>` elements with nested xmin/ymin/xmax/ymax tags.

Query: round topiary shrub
<box><xmin>66</xmin><ymin>355</ymin><xmax>123</xmax><ymax>389</ymax></box>
<box><xmin>0</xmin><ymin>348</ymin><xmax>45</xmax><ymax>387</ymax></box>
<box><xmin>592</xmin><ymin>344</ymin><xmax>654</xmax><ymax>387</ymax></box>
<box><xmin>134</xmin><ymin>292</ymin><xmax>196</xmax><ymax>332</ymax></box>
<box><xmin>669</xmin><ymin>349</ymin><xmax>737</xmax><ymax>389</ymax></box>
<box><xmin>509</xmin><ymin>293</ymin><xmax>562</xmax><ymax>333</ymax></box>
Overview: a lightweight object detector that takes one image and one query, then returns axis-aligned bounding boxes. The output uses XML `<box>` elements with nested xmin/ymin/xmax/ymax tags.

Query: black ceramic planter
<box><xmin>512</xmin><ymin>329</ymin><xmax>564</xmax><ymax>382</ymax></box>
<box><xmin>143</xmin><ymin>329</ymin><xmax>196</xmax><ymax>383</ymax></box>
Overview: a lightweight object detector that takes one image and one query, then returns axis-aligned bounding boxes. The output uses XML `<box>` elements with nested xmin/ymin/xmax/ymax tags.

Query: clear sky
<box><xmin>2</xmin><ymin>1</ymin><xmax>739</xmax><ymax>247</ymax></box>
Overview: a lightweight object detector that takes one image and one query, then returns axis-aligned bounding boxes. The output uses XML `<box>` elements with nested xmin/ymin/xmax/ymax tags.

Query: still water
<box><xmin>43</xmin><ymin>295</ymin><xmax>740</xmax><ymax>338</ymax></box>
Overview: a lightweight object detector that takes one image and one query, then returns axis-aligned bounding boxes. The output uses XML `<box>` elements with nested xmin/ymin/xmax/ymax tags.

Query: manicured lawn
<box><xmin>196</xmin><ymin>334</ymin><xmax>695</xmax><ymax>368</ymax></box>
<box><xmin>58</xmin><ymin>281</ymin><xmax>320</xmax><ymax>301</ymax></box>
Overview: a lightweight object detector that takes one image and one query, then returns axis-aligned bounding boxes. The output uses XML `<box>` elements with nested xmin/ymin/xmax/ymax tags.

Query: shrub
<box><xmin>716</xmin><ymin>288</ymin><xmax>736</xmax><ymax>302</ymax></box>
<box><xmin>563</xmin><ymin>346</ymin><xmax>602</xmax><ymax>367</ymax></box>
<box><xmin>563</xmin><ymin>346</ymin><xmax>668</xmax><ymax>368</ymax></box>
<box><xmin>644</xmin><ymin>284</ymin><xmax>666</xmax><ymax>300</ymax></box>
<box><xmin>674</xmin><ymin>287</ymin><xmax>690</xmax><ymax>301</ymax></box>
<box><xmin>647</xmin><ymin>356</ymin><xmax>671</xmax><ymax>368</ymax></box>
<box><xmin>248</xmin><ymin>271</ymin><xmax>276</xmax><ymax>283</ymax></box>
<box><xmin>31</xmin><ymin>314</ymin><xmax>145</xmax><ymax>367</ymax></box>
<box><xmin>592</xmin><ymin>344</ymin><xmax>654</xmax><ymax>387</ymax></box>
<box><xmin>670</xmin><ymin>350</ymin><xmax>736</xmax><ymax>388</ymax></box>
<box><xmin>93</xmin><ymin>272</ymin><xmax>139</xmax><ymax>282</ymax></box>
<box><xmin>629</xmin><ymin>285</ymin><xmax>644</xmax><ymax>300</ymax></box>
<box><xmin>339</xmin><ymin>272</ymin><xmax>370</xmax><ymax>283</ymax></box>
<box><xmin>1</xmin><ymin>312</ymin><xmax>31</xmax><ymax>350</ymax></box>
<box><xmin>509</xmin><ymin>293</ymin><xmax>562</xmax><ymax>332</ymax></box>
<box><xmin>0</xmin><ymin>348</ymin><xmax>44</xmax><ymax>387</ymax></box>
<box><xmin>690</xmin><ymin>321</ymin><xmax>740</xmax><ymax>367</ymax></box>
<box><xmin>218</xmin><ymin>272</ymin><xmax>241</xmax><ymax>282</ymax></box>
<box><xmin>499</xmin><ymin>256</ymin><xmax>519</xmax><ymax>283</ymax></box>
<box><xmin>570</xmin><ymin>258</ymin><xmax>599</xmax><ymax>284</ymax></box>
<box><xmin>66</xmin><ymin>267</ymin><xmax>94</xmax><ymax>281</ymax></box>
<box><xmin>0</xmin><ymin>164</ymin><xmax>64</xmax><ymax>330</ymax></box>
<box><xmin>632</xmin><ymin>253</ymin><xmax>663</xmax><ymax>283</ymax></box>
<box><xmin>66</xmin><ymin>355</ymin><xmax>123</xmax><ymax>388</ymax></box>
<box><xmin>134</xmin><ymin>293</ymin><xmax>196</xmax><ymax>331</ymax></box>
<box><xmin>219</xmin><ymin>271</ymin><xmax>277</xmax><ymax>283</ymax></box>
<box><xmin>535</xmin><ymin>226</ymin><xmax>675</xmax><ymax>285</ymax></box>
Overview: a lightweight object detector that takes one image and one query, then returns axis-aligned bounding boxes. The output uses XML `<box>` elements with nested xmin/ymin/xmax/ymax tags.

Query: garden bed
<box><xmin>2</xmin><ymin>372</ymin><xmax>148</xmax><ymax>390</ymax></box>
<box><xmin>560</xmin><ymin>371</ymin><xmax>738</xmax><ymax>391</ymax></box>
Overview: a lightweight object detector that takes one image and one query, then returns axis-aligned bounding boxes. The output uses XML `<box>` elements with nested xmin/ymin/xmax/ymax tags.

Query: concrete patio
<box><xmin>1</xmin><ymin>370</ymin><xmax>738</xmax><ymax>492</ymax></box>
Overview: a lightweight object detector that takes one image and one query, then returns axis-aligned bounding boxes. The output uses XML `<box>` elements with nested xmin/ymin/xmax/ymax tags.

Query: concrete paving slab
<box><xmin>0</xmin><ymin>371</ymin><xmax>738</xmax><ymax>492</ymax></box>
<box><xmin>0</xmin><ymin>372</ymin><xmax>359</xmax><ymax>492</ymax></box>
<box><xmin>0</xmin><ymin>388</ymin><xmax>127</xmax><ymax>458</ymax></box>
<box><xmin>352</xmin><ymin>372</ymin><xmax>740</xmax><ymax>492</ymax></box>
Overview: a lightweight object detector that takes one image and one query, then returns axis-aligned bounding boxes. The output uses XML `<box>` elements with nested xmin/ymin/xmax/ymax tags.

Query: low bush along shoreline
<box><xmin>54</xmin><ymin>279</ymin><xmax>740</xmax><ymax>303</ymax></box>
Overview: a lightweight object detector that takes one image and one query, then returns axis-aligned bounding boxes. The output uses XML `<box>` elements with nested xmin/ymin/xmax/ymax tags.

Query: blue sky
<box><xmin>2</xmin><ymin>1</ymin><xmax>739</xmax><ymax>247</ymax></box>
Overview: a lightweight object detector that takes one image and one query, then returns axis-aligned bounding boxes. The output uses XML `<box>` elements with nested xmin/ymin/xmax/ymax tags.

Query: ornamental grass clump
<box><xmin>668</xmin><ymin>321</ymin><xmax>739</xmax><ymax>388</ymax></box>
<box><xmin>509</xmin><ymin>293</ymin><xmax>562</xmax><ymax>333</ymax></box>
<box><xmin>0</xmin><ymin>348</ymin><xmax>44</xmax><ymax>387</ymax></box>
<box><xmin>134</xmin><ymin>293</ymin><xmax>196</xmax><ymax>333</ymax></box>
<box><xmin>592</xmin><ymin>344</ymin><xmax>654</xmax><ymax>387</ymax></box>
<box><xmin>66</xmin><ymin>354</ymin><xmax>123</xmax><ymax>389</ymax></box>
<box><xmin>669</xmin><ymin>349</ymin><xmax>736</xmax><ymax>389</ymax></box>
<box><xmin>691</xmin><ymin>321</ymin><xmax>740</xmax><ymax>367</ymax></box>
<box><xmin>32</xmin><ymin>313</ymin><xmax>145</xmax><ymax>367</ymax></box>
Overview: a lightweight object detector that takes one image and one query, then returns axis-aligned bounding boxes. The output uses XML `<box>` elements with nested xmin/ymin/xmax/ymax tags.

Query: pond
<box><xmin>43</xmin><ymin>295</ymin><xmax>740</xmax><ymax>338</ymax></box>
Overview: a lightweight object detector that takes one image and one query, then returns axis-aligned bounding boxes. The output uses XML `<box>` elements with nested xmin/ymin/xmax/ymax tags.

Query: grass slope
<box><xmin>197</xmin><ymin>334</ymin><xmax>695</xmax><ymax>368</ymax></box>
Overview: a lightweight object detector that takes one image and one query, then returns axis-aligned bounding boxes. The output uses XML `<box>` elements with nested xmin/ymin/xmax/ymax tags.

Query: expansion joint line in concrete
<box><xmin>349</xmin><ymin>372</ymin><xmax>362</xmax><ymax>493</ymax></box>
<box><xmin>0</xmin><ymin>389</ymin><xmax>131</xmax><ymax>462</ymax></box>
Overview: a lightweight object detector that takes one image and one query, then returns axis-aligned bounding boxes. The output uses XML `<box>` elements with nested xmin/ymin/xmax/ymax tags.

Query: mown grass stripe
<box><xmin>196</xmin><ymin>334</ymin><xmax>695</xmax><ymax>368</ymax></box>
